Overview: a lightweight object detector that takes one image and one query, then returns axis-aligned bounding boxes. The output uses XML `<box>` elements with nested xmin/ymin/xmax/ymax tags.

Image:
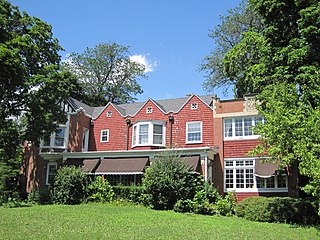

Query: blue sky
<box><xmin>10</xmin><ymin>0</ymin><xmax>241</xmax><ymax>102</ymax></box>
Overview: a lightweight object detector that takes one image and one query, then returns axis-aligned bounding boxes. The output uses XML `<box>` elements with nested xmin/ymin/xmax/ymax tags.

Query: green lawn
<box><xmin>0</xmin><ymin>204</ymin><xmax>318</xmax><ymax>239</ymax></box>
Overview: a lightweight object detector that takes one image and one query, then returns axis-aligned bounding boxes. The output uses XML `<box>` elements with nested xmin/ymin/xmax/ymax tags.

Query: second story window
<box><xmin>191</xmin><ymin>103</ymin><xmax>198</xmax><ymax>109</ymax></box>
<box><xmin>100</xmin><ymin>129</ymin><xmax>109</xmax><ymax>142</ymax></box>
<box><xmin>224</xmin><ymin>116</ymin><xmax>264</xmax><ymax>140</ymax></box>
<box><xmin>186</xmin><ymin>121</ymin><xmax>202</xmax><ymax>144</ymax></box>
<box><xmin>41</xmin><ymin>126</ymin><xmax>67</xmax><ymax>148</ymax></box>
<box><xmin>132</xmin><ymin>121</ymin><xmax>165</xmax><ymax>147</ymax></box>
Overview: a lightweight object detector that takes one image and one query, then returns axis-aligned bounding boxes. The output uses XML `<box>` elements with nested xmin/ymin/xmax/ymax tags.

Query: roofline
<box><xmin>92</xmin><ymin>94</ymin><xmax>214</xmax><ymax>120</ymax></box>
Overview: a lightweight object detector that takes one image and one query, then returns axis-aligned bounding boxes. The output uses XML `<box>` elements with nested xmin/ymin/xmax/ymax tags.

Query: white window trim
<box><xmin>82</xmin><ymin>128</ymin><xmax>89</xmax><ymax>152</ymax></box>
<box><xmin>191</xmin><ymin>103</ymin><xmax>198</xmax><ymax>110</ymax></box>
<box><xmin>40</xmin><ymin>125</ymin><xmax>68</xmax><ymax>149</ymax></box>
<box><xmin>224</xmin><ymin>117</ymin><xmax>264</xmax><ymax>141</ymax></box>
<box><xmin>186</xmin><ymin>121</ymin><xmax>203</xmax><ymax>144</ymax></box>
<box><xmin>132</xmin><ymin>121</ymin><xmax>166</xmax><ymax>147</ymax></box>
<box><xmin>100</xmin><ymin>129</ymin><xmax>109</xmax><ymax>143</ymax></box>
<box><xmin>46</xmin><ymin>162</ymin><xmax>57</xmax><ymax>185</ymax></box>
<box><xmin>146</xmin><ymin>107</ymin><xmax>153</xmax><ymax>114</ymax></box>
<box><xmin>224</xmin><ymin>158</ymin><xmax>288</xmax><ymax>193</ymax></box>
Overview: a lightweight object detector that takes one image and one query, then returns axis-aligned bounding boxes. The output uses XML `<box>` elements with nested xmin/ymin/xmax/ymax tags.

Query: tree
<box><xmin>0</xmin><ymin>0</ymin><xmax>79</xmax><ymax>195</ymax></box>
<box><xmin>64</xmin><ymin>42</ymin><xmax>146</xmax><ymax>106</ymax></box>
<box><xmin>200</xmin><ymin>0</ymin><xmax>264</xmax><ymax>97</ymax></box>
<box><xmin>218</xmin><ymin>0</ymin><xmax>320</xmax><ymax>198</ymax></box>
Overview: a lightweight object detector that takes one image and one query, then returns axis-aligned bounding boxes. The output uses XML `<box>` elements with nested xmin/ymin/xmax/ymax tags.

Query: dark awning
<box><xmin>180</xmin><ymin>156</ymin><xmax>201</xmax><ymax>173</ymax></box>
<box><xmin>64</xmin><ymin>158</ymin><xmax>100</xmax><ymax>174</ymax></box>
<box><xmin>254</xmin><ymin>160</ymin><xmax>278</xmax><ymax>178</ymax></box>
<box><xmin>82</xmin><ymin>159</ymin><xmax>100</xmax><ymax>173</ymax></box>
<box><xmin>95</xmin><ymin>157</ymin><xmax>149</xmax><ymax>175</ymax></box>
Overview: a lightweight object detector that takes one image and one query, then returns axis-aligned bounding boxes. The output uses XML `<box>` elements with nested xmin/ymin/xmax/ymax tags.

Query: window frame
<box><xmin>186</xmin><ymin>121</ymin><xmax>203</xmax><ymax>144</ymax></box>
<box><xmin>132</xmin><ymin>121</ymin><xmax>166</xmax><ymax>147</ymax></box>
<box><xmin>100</xmin><ymin>129</ymin><xmax>109</xmax><ymax>143</ymax></box>
<box><xmin>224</xmin><ymin>158</ymin><xmax>288</xmax><ymax>192</ymax></box>
<box><xmin>41</xmin><ymin>126</ymin><xmax>67</xmax><ymax>149</ymax></box>
<box><xmin>224</xmin><ymin>117</ymin><xmax>264</xmax><ymax>140</ymax></box>
<box><xmin>46</xmin><ymin>162</ymin><xmax>57</xmax><ymax>185</ymax></box>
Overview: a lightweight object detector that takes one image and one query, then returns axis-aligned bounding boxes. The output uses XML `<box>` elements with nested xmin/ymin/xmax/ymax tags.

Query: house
<box><xmin>21</xmin><ymin>94</ymin><xmax>299</xmax><ymax>200</ymax></box>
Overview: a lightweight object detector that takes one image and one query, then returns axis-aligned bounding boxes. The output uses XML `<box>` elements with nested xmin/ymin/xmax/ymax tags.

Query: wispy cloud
<box><xmin>130</xmin><ymin>54</ymin><xmax>157</xmax><ymax>73</ymax></box>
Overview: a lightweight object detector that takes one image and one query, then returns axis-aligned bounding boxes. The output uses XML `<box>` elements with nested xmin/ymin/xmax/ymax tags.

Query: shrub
<box><xmin>203</xmin><ymin>182</ymin><xmax>221</xmax><ymax>204</ymax></box>
<box><xmin>192</xmin><ymin>190</ymin><xmax>215</xmax><ymax>215</ymax></box>
<box><xmin>52</xmin><ymin>166</ymin><xmax>89</xmax><ymax>205</ymax></box>
<box><xmin>113</xmin><ymin>185</ymin><xmax>145</xmax><ymax>204</ymax></box>
<box><xmin>236</xmin><ymin>196</ymin><xmax>320</xmax><ymax>225</ymax></box>
<box><xmin>87</xmin><ymin>176</ymin><xmax>114</xmax><ymax>203</ymax></box>
<box><xmin>215</xmin><ymin>192</ymin><xmax>237</xmax><ymax>216</ymax></box>
<box><xmin>143</xmin><ymin>153</ymin><xmax>203</xmax><ymax>210</ymax></box>
<box><xmin>28</xmin><ymin>188</ymin><xmax>51</xmax><ymax>205</ymax></box>
<box><xmin>174</xmin><ymin>199</ymin><xmax>194</xmax><ymax>213</ymax></box>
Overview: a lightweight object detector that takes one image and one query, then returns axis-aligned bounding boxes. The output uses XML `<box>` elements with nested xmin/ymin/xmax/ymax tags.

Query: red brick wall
<box><xmin>215</xmin><ymin>99</ymin><xmax>244</xmax><ymax>114</ymax></box>
<box><xmin>68</xmin><ymin>111</ymin><xmax>91</xmax><ymax>152</ymax></box>
<box><xmin>91</xmin><ymin>96</ymin><xmax>215</xmax><ymax>151</ymax></box>
<box><xmin>224</xmin><ymin>139</ymin><xmax>259</xmax><ymax>158</ymax></box>
<box><xmin>235</xmin><ymin>192</ymin><xmax>288</xmax><ymax>202</ymax></box>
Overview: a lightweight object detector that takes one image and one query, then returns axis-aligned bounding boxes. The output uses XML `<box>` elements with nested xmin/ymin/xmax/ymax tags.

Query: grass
<box><xmin>0</xmin><ymin>204</ymin><xmax>319</xmax><ymax>239</ymax></box>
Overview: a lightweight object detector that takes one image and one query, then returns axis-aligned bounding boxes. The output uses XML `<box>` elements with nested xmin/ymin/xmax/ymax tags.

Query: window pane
<box><xmin>54</xmin><ymin>128</ymin><xmax>65</xmax><ymax>146</ymax></box>
<box><xmin>153</xmin><ymin>125</ymin><xmax>163</xmax><ymax>134</ymax></box>
<box><xmin>246</xmin><ymin>169</ymin><xmax>254</xmax><ymax>188</ymax></box>
<box><xmin>225</xmin><ymin>169</ymin><xmax>233</xmax><ymax>188</ymax></box>
<box><xmin>256</xmin><ymin>177</ymin><xmax>264</xmax><ymax>188</ymax></box>
<box><xmin>187</xmin><ymin>122</ymin><xmax>201</xmax><ymax>142</ymax></box>
<box><xmin>244</xmin><ymin>117</ymin><xmax>253</xmax><ymax>136</ymax></box>
<box><xmin>188</xmin><ymin>132</ymin><xmax>201</xmax><ymax>142</ymax></box>
<box><xmin>224</xmin><ymin>119</ymin><xmax>233</xmax><ymax>137</ymax></box>
<box><xmin>139</xmin><ymin>124</ymin><xmax>149</xmax><ymax>144</ymax></box>
<box><xmin>133</xmin><ymin>126</ymin><xmax>137</xmax><ymax>145</ymax></box>
<box><xmin>47</xmin><ymin>165</ymin><xmax>56</xmax><ymax>185</ymax></box>
<box><xmin>101</xmin><ymin>130</ymin><xmax>108</xmax><ymax>142</ymax></box>
<box><xmin>265</xmin><ymin>177</ymin><xmax>275</xmax><ymax>188</ymax></box>
<box><xmin>43</xmin><ymin>136</ymin><xmax>51</xmax><ymax>146</ymax></box>
<box><xmin>235</xmin><ymin>118</ymin><xmax>243</xmax><ymax>137</ymax></box>
<box><xmin>188</xmin><ymin>122</ymin><xmax>200</xmax><ymax>132</ymax></box>
<box><xmin>236</xmin><ymin>169</ymin><xmax>244</xmax><ymax>188</ymax></box>
<box><xmin>277</xmin><ymin>175</ymin><xmax>287</xmax><ymax>188</ymax></box>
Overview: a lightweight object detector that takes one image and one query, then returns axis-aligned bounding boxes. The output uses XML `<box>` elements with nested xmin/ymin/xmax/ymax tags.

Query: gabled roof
<box><xmin>69</xmin><ymin>94</ymin><xmax>214</xmax><ymax>119</ymax></box>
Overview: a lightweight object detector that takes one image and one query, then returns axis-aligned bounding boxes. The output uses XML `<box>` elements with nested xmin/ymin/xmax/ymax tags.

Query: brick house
<box><xmin>22</xmin><ymin>94</ymin><xmax>299</xmax><ymax>200</ymax></box>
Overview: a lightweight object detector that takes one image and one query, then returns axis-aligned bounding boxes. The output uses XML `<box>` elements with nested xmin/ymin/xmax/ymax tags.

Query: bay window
<box><xmin>132</xmin><ymin>121</ymin><xmax>165</xmax><ymax>147</ymax></box>
<box><xmin>41</xmin><ymin>126</ymin><xmax>67</xmax><ymax>148</ymax></box>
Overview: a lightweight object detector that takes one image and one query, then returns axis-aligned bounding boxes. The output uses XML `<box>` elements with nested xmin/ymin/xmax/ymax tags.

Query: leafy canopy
<box><xmin>64</xmin><ymin>42</ymin><xmax>146</xmax><ymax>106</ymax></box>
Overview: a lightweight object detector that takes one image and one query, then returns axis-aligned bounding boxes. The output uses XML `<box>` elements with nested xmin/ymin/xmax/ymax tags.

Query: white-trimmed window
<box><xmin>106</xmin><ymin>111</ymin><xmax>112</xmax><ymax>117</ymax></box>
<box><xmin>82</xmin><ymin>128</ymin><xmax>89</xmax><ymax>151</ymax></box>
<box><xmin>100</xmin><ymin>129</ymin><xmax>109</xmax><ymax>142</ymax></box>
<box><xmin>186</xmin><ymin>121</ymin><xmax>202</xmax><ymax>144</ymax></box>
<box><xmin>224</xmin><ymin>158</ymin><xmax>288</xmax><ymax>192</ymax></box>
<box><xmin>191</xmin><ymin>103</ymin><xmax>198</xmax><ymax>110</ymax></box>
<box><xmin>46</xmin><ymin>162</ymin><xmax>57</xmax><ymax>185</ymax></box>
<box><xmin>146</xmin><ymin>107</ymin><xmax>153</xmax><ymax>114</ymax></box>
<box><xmin>132</xmin><ymin>121</ymin><xmax>165</xmax><ymax>147</ymax></box>
<box><xmin>224</xmin><ymin>116</ymin><xmax>264</xmax><ymax>140</ymax></box>
<box><xmin>41</xmin><ymin>126</ymin><xmax>67</xmax><ymax>148</ymax></box>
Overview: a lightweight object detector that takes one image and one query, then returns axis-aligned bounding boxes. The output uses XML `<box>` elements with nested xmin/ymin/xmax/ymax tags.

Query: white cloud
<box><xmin>130</xmin><ymin>54</ymin><xmax>157</xmax><ymax>73</ymax></box>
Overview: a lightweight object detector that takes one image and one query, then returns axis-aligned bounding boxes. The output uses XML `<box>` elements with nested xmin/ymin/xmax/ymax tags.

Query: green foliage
<box><xmin>236</xmin><ymin>196</ymin><xmax>320</xmax><ymax>225</ymax></box>
<box><xmin>0</xmin><ymin>120</ymin><xmax>21</xmax><ymax>196</ymax></box>
<box><xmin>202</xmin><ymin>181</ymin><xmax>221</xmax><ymax>204</ymax></box>
<box><xmin>200</xmin><ymin>0</ymin><xmax>264</xmax><ymax>97</ymax></box>
<box><xmin>27</xmin><ymin>188</ymin><xmax>51</xmax><ymax>205</ymax></box>
<box><xmin>86</xmin><ymin>176</ymin><xmax>114</xmax><ymax>203</ymax></box>
<box><xmin>113</xmin><ymin>185</ymin><xmax>145</xmax><ymax>204</ymax></box>
<box><xmin>52</xmin><ymin>166</ymin><xmax>89</xmax><ymax>205</ymax></box>
<box><xmin>173</xmin><ymin>199</ymin><xmax>194</xmax><ymax>213</ymax></box>
<box><xmin>143</xmin><ymin>153</ymin><xmax>203</xmax><ymax>210</ymax></box>
<box><xmin>215</xmin><ymin>192</ymin><xmax>237</xmax><ymax>216</ymax></box>
<box><xmin>64</xmin><ymin>42</ymin><xmax>146</xmax><ymax>106</ymax></box>
<box><xmin>191</xmin><ymin>190</ymin><xmax>216</xmax><ymax>215</ymax></box>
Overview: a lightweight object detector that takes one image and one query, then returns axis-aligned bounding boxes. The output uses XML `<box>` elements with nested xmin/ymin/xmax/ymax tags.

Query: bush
<box><xmin>192</xmin><ymin>190</ymin><xmax>215</xmax><ymax>215</ymax></box>
<box><xmin>143</xmin><ymin>153</ymin><xmax>203</xmax><ymax>210</ymax></box>
<box><xmin>203</xmin><ymin>182</ymin><xmax>221</xmax><ymax>204</ymax></box>
<box><xmin>215</xmin><ymin>192</ymin><xmax>237</xmax><ymax>216</ymax></box>
<box><xmin>236</xmin><ymin>196</ymin><xmax>320</xmax><ymax>225</ymax></box>
<box><xmin>174</xmin><ymin>199</ymin><xmax>194</xmax><ymax>213</ymax></box>
<box><xmin>87</xmin><ymin>176</ymin><xmax>114</xmax><ymax>203</ymax></box>
<box><xmin>113</xmin><ymin>185</ymin><xmax>145</xmax><ymax>204</ymax></box>
<box><xmin>28</xmin><ymin>188</ymin><xmax>51</xmax><ymax>205</ymax></box>
<box><xmin>52</xmin><ymin>166</ymin><xmax>89</xmax><ymax>205</ymax></box>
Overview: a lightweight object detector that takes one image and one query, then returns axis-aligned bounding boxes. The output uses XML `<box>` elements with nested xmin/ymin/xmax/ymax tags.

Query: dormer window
<box><xmin>146</xmin><ymin>107</ymin><xmax>153</xmax><ymax>114</ymax></box>
<box><xmin>132</xmin><ymin>121</ymin><xmax>165</xmax><ymax>147</ymax></box>
<box><xmin>41</xmin><ymin>126</ymin><xmax>67</xmax><ymax>148</ymax></box>
<box><xmin>191</xmin><ymin>103</ymin><xmax>198</xmax><ymax>109</ymax></box>
<box><xmin>106</xmin><ymin>111</ymin><xmax>112</xmax><ymax>117</ymax></box>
